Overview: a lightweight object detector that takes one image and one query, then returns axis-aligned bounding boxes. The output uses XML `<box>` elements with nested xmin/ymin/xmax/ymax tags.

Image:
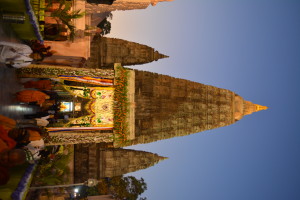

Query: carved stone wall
<box><xmin>86</xmin><ymin>36</ymin><xmax>168</xmax><ymax>68</ymax></box>
<box><xmin>126</xmin><ymin>70</ymin><xmax>236</xmax><ymax>146</ymax></box>
<box><xmin>86</xmin><ymin>0</ymin><xmax>154</xmax><ymax>13</ymax></box>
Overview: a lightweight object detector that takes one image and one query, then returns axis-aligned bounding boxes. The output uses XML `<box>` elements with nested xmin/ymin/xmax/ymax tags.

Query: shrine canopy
<box><xmin>48</xmin><ymin>86</ymin><xmax>114</xmax><ymax>132</ymax></box>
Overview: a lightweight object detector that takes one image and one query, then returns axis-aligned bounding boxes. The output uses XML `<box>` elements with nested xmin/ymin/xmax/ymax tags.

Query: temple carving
<box><xmin>86</xmin><ymin>36</ymin><xmax>168</xmax><ymax>68</ymax></box>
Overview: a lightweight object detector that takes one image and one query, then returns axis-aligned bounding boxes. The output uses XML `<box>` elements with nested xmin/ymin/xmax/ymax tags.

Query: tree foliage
<box><xmin>84</xmin><ymin>185</ymin><xmax>100</xmax><ymax>197</ymax></box>
<box><xmin>99</xmin><ymin>176</ymin><xmax>147</xmax><ymax>200</ymax></box>
<box><xmin>47</xmin><ymin>0</ymin><xmax>85</xmax><ymax>41</ymax></box>
<box><xmin>97</xmin><ymin>18</ymin><xmax>112</xmax><ymax>36</ymax></box>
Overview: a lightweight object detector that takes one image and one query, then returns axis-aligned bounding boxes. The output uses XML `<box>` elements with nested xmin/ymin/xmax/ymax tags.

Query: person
<box><xmin>23</xmin><ymin>79</ymin><xmax>53</xmax><ymax>91</ymax></box>
<box><xmin>0</xmin><ymin>114</ymin><xmax>16</xmax><ymax>131</ymax></box>
<box><xmin>7</xmin><ymin>126</ymin><xmax>45</xmax><ymax>163</ymax></box>
<box><xmin>0</xmin><ymin>115</ymin><xmax>17</xmax><ymax>152</ymax></box>
<box><xmin>7</xmin><ymin>128</ymin><xmax>30</xmax><ymax>148</ymax></box>
<box><xmin>30</xmin><ymin>40</ymin><xmax>49</xmax><ymax>54</ymax></box>
<box><xmin>42</xmin><ymin>90</ymin><xmax>59</xmax><ymax>100</ymax></box>
<box><xmin>40</xmin><ymin>99</ymin><xmax>56</xmax><ymax>112</ymax></box>
<box><xmin>16</xmin><ymin>90</ymin><xmax>50</xmax><ymax>106</ymax></box>
<box><xmin>0</xmin><ymin>128</ymin><xmax>13</xmax><ymax>186</ymax></box>
<box><xmin>0</xmin><ymin>118</ymin><xmax>26</xmax><ymax>186</ymax></box>
<box><xmin>35</xmin><ymin>115</ymin><xmax>52</xmax><ymax>127</ymax></box>
<box><xmin>0</xmin><ymin>149</ymin><xmax>27</xmax><ymax>186</ymax></box>
<box><xmin>0</xmin><ymin>41</ymin><xmax>33</xmax><ymax>68</ymax></box>
<box><xmin>15</xmin><ymin>116</ymin><xmax>50</xmax><ymax>127</ymax></box>
<box><xmin>24</xmin><ymin>138</ymin><xmax>44</xmax><ymax>161</ymax></box>
<box><xmin>30</xmin><ymin>40</ymin><xmax>54</xmax><ymax>60</ymax></box>
<box><xmin>0</xmin><ymin>125</ymin><xmax>16</xmax><ymax>152</ymax></box>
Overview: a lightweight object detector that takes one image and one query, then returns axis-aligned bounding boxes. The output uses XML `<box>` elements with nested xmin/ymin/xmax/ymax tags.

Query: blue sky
<box><xmin>108</xmin><ymin>1</ymin><xmax>300</xmax><ymax>199</ymax></box>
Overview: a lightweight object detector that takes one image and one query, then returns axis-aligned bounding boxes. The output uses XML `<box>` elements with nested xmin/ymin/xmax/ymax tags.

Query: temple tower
<box><xmin>74</xmin><ymin>143</ymin><xmax>167</xmax><ymax>183</ymax></box>
<box><xmin>121</xmin><ymin>69</ymin><xmax>268</xmax><ymax>146</ymax></box>
<box><xmin>86</xmin><ymin>0</ymin><xmax>173</xmax><ymax>13</ymax></box>
<box><xmin>86</xmin><ymin>36</ymin><xmax>168</xmax><ymax>68</ymax></box>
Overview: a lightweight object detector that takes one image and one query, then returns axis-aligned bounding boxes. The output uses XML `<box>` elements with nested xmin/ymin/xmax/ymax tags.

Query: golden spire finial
<box><xmin>255</xmin><ymin>104</ymin><xmax>268</xmax><ymax>112</ymax></box>
<box><xmin>243</xmin><ymin>101</ymin><xmax>268</xmax><ymax>116</ymax></box>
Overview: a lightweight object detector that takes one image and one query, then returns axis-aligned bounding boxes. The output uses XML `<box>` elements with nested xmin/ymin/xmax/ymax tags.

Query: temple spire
<box><xmin>153</xmin><ymin>50</ymin><xmax>169</xmax><ymax>61</ymax></box>
<box><xmin>243</xmin><ymin>100</ymin><xmax>268</xmax><ymax>116</ymax></box>
<box><xmin>87</xmin><ymin>37</ymin><xmax>169</xmax><ymax>67</ymax></box>
<box><xmin>234</xmin><ymin>95</ymin><xmax>268</xmax><ymax>121</ymax></box>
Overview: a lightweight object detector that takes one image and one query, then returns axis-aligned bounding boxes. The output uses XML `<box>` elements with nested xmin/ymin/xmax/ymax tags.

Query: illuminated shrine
<box><xmin>17</xmin><ymin>64</ymin><xmax>132</xmax><ymax>146</ymax></box>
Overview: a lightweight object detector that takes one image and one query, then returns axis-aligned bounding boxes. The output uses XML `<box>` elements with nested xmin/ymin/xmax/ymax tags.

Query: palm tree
<box><xmin>47</xmin><ymin>0</ymin><xmax>85</xmax><ymax>41</ymax></box>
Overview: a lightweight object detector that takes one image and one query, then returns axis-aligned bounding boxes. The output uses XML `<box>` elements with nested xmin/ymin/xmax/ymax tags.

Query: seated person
<box><xmin>0</xmin><ymin>115</ymin><xmax>16</xmax><ymax>131</ymax></box>
<box><xmin>0</xmin><ymin>41</ymin><xmax>37</xmax><ymax>68</ymax></box>
<box><xmin>24</xmin><ymin>138</ymin><xmax>45</xmax><ymax>162</ymax></box>
<box><xmin>0</xmin><ymin>118</ymin><xmax>22</xmax><ymax>186</ymax></box>
<box><xmin>16</xmin><ymin>90</ymin><xmax>50</xmax><ymax>107</ymax></box>
<box><xmin>7</xmin><ymin>128</ymin><xmax>30</xmax><ymax>148</ymax></box>
<box><xmin>8</xmin><ymin>127</ymin><xmax>45</xmax><ymax>162</ymax></box>
<box><xmin>8</xmin><ymin>127</ymin><xmax>44</xmax><ymax>147</ymax></box>
<box><xmin>23</xmin><ymin>79</ymin><xmax>53</xmax><ymax>91</ymax></box>
<box><xmin>0</xmin><ymin>125</ymin><xmax>16</xmax><ymax>152</ymax></box>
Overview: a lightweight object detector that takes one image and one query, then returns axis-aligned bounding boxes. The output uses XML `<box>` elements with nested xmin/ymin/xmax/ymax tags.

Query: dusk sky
<box><xmin>108</xmin><ymin>1</ymin><xmax>300</xmax><ymax>199</ymax></box>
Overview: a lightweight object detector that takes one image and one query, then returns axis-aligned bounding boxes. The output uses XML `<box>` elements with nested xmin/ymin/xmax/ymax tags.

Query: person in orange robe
<box><xmin>0</xmin><ymin>115</ymin><xmax>16</xmax><ymax>131</ymax></box>
<box><xmin>0</xmin><ymin>122</ymin><xmax>16</xmax><ymax>186</ymax></box>
<box><xmin>23</xmin><ymin>79</ymin><xmax>53</xmax><ymax>91</ymax></box>
<box><xmin>0</xmin><ymin>126</ymin><xmax>16</xmax><ymax>152</ymax></box>
<box><xmin>0</xmin><ymin>115</ymin><xmax>27</xmax><ymax>185</ymax></box>
<box><xmin>16</xmin><ymin>90</ymin><xmax>50</xmax><ymax>106</ymax></box>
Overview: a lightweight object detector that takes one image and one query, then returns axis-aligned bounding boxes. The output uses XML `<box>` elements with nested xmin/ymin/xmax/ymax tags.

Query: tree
<box><xmin>47</xmin><ymin>0</ymin><xmax>85</xmax><ymax>41</ymax></box>
<box><xmin>79</xmin><ymin>185</ymin><xmax>100</xmax><ymax>197</ymax></box>
<box><xmin>100</xmin><ymin>176</ymin><xmax>147</xmax><ymax>200</ymax></box>
<box><xmin>97</xmin><ymin>18</ymin><xmax>112</xmax><ymax>36</ymax></box>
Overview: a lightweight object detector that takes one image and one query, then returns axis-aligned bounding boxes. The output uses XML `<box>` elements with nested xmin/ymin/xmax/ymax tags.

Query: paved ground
<box><xmin>0</xmin><ymin>65</ymin><xmax>40</xmax><ymax>119</ymax></box>
<box><xmin>0</xmin><ymin>20</ymin><xmax>37</xmax><ymax>119</ymax></box>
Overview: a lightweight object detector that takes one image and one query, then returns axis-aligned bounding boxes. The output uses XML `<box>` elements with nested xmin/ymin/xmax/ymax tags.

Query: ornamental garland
<box><xmin>113</xmin><ymin>66</ymin><xmax>130</xmax><ymax>144</ymax></box>
<box><xmin>16</xmin><ymin>65</ymin><xmax>115</xmax><ymax>79</ymax></box>
<box><xmin>44</xmin><ymin>133</ymin><xmax>113</xmax><ymax>145</ymax></box>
